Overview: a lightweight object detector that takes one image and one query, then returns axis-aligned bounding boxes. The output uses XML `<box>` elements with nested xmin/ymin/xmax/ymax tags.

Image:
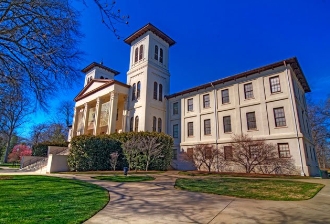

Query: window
<box><xmin>152</xmin><ymin>116</ymin><xmax>156</xmax><ymax>132</ymax></box>
<box><xmin>222</xmin><ymin>89</ymin><xmax>229</xmax><ymax>104</ymax></box>
<box><xmin>137</xmin><ymin>81</ymin><xmax>141</xmax><ymax>99</ymax></box>
<box><xmin>203</xmin><ymin>94</ymin><xmax>210</xmax><ymax>108</ymax></box>
<box><xmin>100</xmin><ymin>76</ymin><xmax>104</xmax><ymax>79</ymax></box>
<box><xmin>132</xmin><ymin>83</ymin><xmax>136</xmax><ymax>101</ymax></box>
<box><xmin>134</xmin><ymin>116</ymin><xmax>139</xmax><ymax>132</ymax></box>
<box><xmin>278</xmin><ymin>143</ymin><xmax>290</xmax><ymax>158</ymax></box>
<box><xmin>224</xmin><ymin>146</ymin><xmax>233</xmax><ymax>160</ymax></box>
<box><xmin>173</xmin><ymin>124</ymin><xmax>178</xmax><ymax>138</ymax></box>
<box><xmin>158</xmin><ymin>118</ymin><xmax>162</xmax><ymax>132</ymax></box>
<box><xmin>159</xmin><ymin>84</ymin><xmax>163</xmax><ymax>101</ymax></box>
<box><xmin>154</xmin><ymin>45</ymin><xmax>158</xmax><ymax>60</ymax></box>
<box><xmin>204</xmin><ymin>119</ymin><xmax>211</xmax><ymax>135</ymax></box>
<box><xmin>223</xmin><ymin>116</ymin><xmax>232</xmax><ymax>133</ymax></box>
<box><xmin>173</xmin><ymin>148</ymin><xmax>177</xmax><ymax>159</ymax></box>
<box><xmin>187</xmin><ymin>148</ymin><xmax>193</xmax><ymax>158</ymax></box>
<box><xmin>274</xmin><ymin>107</ymin><xmax>286</xmax><ymax>127</ymax></box>
<box><xmin>130</xmin><ymin>117</ymin><xmax>134</xmax><ymax>132</ymax></box>
<box><xmin>270</xmin><ymin>76</ymin><xmax>281</xmax><ymax>93</ymax></box>
<box><xmin>246</xmin><ymin>112</ymin><xmax>257</xmax><ymax>130</ymax></box>
<box><xmin>116</xmin><ymin>108</ymin><xmax>118</xmax><ymax>121</ymax></box>
<box><xmin>139</xmin><ymin>45</ymin><xmax>143</xmax><ymax>60</ymax></box>
<box><xmin>173</xmin><ymin>102</ymin><xmax>178</xmax><ymax>115</ymax></box>
<box><xmin>159</xmin><ymin>48</ymin><xmax>163</xmax><ymax>63</ymax></box>
<box><xmin>188</xmin><ymin>122</ymin><xmax>194</xmax><ymax>136</ymax></box>
<box><xmin>153</xmin><ymin>82</ymin><xmax>158</xmax><ymax>100</ymax></box>
<box><xmin>187</xmin><ymin>98</ymin><xmax>193</xmax><ymax>111</ymax></box>
<box><xmin>249</xmin><ymin>145</ymin><xmax>259</xmax><ymax>158</ymax></box>
<box><xmin>134</xmin><ymin>48</ymin><xmax>138</xmax><ymax>63</ymax></box>
<box><xmin>244</xmin><ymin>83</ymin><xmax>254</xmax><ymax>99</ymax></box>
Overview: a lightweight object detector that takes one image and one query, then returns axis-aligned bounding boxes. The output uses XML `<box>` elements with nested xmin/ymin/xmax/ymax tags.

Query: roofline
<box><xmin>81</xmin><ymin>62</ymin><xmax>120</xmax><ymax>75</ymax></box>
<box><xmin>74</xmin><ymin>79</ymin><xmax>130</xmax><ymax>102</ymax></box>
<box><xmin>124</xmin><ymin>23</ymin><xmax>176</xmax><ymax>46</ymax></box>
<box><xmin>166</xmin><ymin>57</ymin><xmax>311</xmax><ymax>99</ymax></box>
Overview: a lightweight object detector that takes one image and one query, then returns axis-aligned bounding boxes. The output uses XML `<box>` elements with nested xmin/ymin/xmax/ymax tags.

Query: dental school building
<box><xmin>69</xmin><ymin>23</ymin><xmax>318</xmax><ymax>176</ymax></box>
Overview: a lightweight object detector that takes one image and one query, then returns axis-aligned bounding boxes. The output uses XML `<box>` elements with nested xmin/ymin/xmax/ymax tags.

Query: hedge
<box><xmin>68</xmin><ymin>132</ymin><xmax>174</xmax><ymax>171</ymax></box>
<box><xmin>32</xmin><ymin>141</ymin><xmax>69</xmax><ymax>157</ymax></box>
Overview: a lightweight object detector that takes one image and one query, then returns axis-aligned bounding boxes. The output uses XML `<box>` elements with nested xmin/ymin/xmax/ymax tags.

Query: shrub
<box><xmin>68</xmin><ymin>135</ymin><xmax>124</xmax><ymax>171</ymax></box>
<box><xmin>32</xmin><ymin>141</ymin><xmax>69</xmax><ymax>157</ymax></box>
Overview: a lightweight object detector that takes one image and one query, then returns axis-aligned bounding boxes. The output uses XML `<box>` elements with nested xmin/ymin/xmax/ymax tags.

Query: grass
<box><xmin>0</xmin><ymin>162</ymin><xmax>20</xmax><ymax>168</ymax></box>
<box><xmin>0</xmin><ymin>175</ymin><xmax>109</xmax><ymax>224</ymax></box>
<box><xmin>178</xmin><ymin>171</ymin><xmax>311</xmax><ymax>179</ymax></box>
<box><xmin>93</xmin><ymin>175</ymin><xmax>155</xmax><ymax>182</ymax></box>
<box><xmin>175</xmin><ymin>177</ymin><xmax>324</xmax><ymax>201</ymax></box>
<box><xmin>60</xmin><ymin>170</ymin><xmax>164</xmax><ymax>175</ymax></box>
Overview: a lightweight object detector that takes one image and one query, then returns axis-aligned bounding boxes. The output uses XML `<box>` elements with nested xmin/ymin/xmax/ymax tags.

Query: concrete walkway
<box><xmin>1</xmin><ymin>169</ymin><xmax>329</xmax><ymax>223</ymax></box>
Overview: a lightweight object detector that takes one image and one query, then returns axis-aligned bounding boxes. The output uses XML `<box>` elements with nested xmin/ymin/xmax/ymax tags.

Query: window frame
<box><xmin>132</xmin><ymin>83</ymin><xmax>136</xmax><ymax>101</ymax></box>
<box><xmin>159</xmin><ymin>84</ymin><xmax>163</xmax><ymax>101</ymax></box>
<box><xmin>187</xmin><ymin>122</ymin><xmax>194</xmax><ymax>137</ymax></box>
<box><xmin>187</xmin><ymin>98</ymin><xmax>193</xmax><ymax>112</ymax></box>
<box><xmin>278</xmin><ymin>143</ymin><xmax>290</xmax><ymax>158</ymax></box>
<box><xmin>273</xmin><ymin>107</ymin><xmax>286</xmax><ymax>127</ymax></box>
<box><xmin>153</xmin><ymin>82</ymin><xmax>158</xmax><ymax>100</ymax></box>
<box><xmin>224</xmin><ymin>146</ymin><xmax>233</xmax><ymax>160</ymax></box>
<box><xmin>269</xmin><ymin>76</ymin><xmax>281</xmax><ymax>93</ymax></box>
<box><xmin>223</xmin><ymin>116</ymin><xmax>232</xmax><ymax>133</ymax></box>
<box><xmin>173</xmin><ymin>124</ymin><xmax>178</xmax><ymax>138</ymax></box>
<box><xmin>152</xmin><ymin>116</ymin><xmax>156</xmax><ymax>132</ymax></box>
<box><xmin>203</xmin><ymin>94</ymin><xmax>210</xmax><ymax>108</ymax></box>
<box><xmin>158</xmin><ymin>118</ymin><xmax>162</xmax><ymax>132</ymax></box>
<box><xmin>173</xmin><ymin>102</ymin><xmax>179</xmax><ymax>115</ymax></box>
<box><xmin>246</xmin><ymin>112</ymin><xmax>257</xmax><ymax>130</ymax></box>
<box><xmin>129</xmin><ymin>117</ymin><xmax>134</xmax><ymax>132</ymax></box>
<box><xmin>154</xmin><ymin>45</ymin><xmax>158</xmax><ymax>60</ymax></box>
<box><xmin>221</xmin><ymin>89</ymin><xmax>229</xmax><ymax>104</ymax></box>
<box><xmin>204</xmin><ymin>119</ymin><xmax>211</xmax><ymax>135</ymax></box>
<box><xmin>139</xmin><ymin>45</ymin><xmax>144</xmax><ymax>60</ymax></box>
<box><xmin>244</xmin><ymin>83</ymin><xmax>254</xmax><ymax>99</ymax></box>
<box><xmin>134</xmin><ymin>116</ymin><xmax>139</xmax><ymax>132</ymax></box>
<box><xmin>159</xmin><ymin>48</ymin><xmax>163</xmax><ymax>63</ymax></box>
<box><xmin>137</xmin><ymin>81</ymin><xmax>141</xmax><ymax>99</ymax></box>
<box><xmin>134</xmin><ymin>48</ymin><xmax>138</xmax><ymax>63</ymax></box>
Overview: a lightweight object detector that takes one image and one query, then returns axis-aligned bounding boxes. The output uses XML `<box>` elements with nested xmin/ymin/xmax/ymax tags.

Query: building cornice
<box><xmin>82</xmin><ymin>62</ymin><xmax>120</xmax><ymax>75</ymax></box>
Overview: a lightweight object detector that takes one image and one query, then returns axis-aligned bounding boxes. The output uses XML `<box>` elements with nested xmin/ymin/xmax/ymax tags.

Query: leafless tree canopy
<box><xmin>56</xmin><ymin>100</ymin><xmax>74</xmax><ymax>126</ymax></box>
<box><xmin>0</xmin><ymin>0</ymin><xmax>82</xmax><ymax>106</ymax></box>
<box><xmin>110</xmin><ymin>151</ymin><xmax>119</xmax><ymax>170</ymax></box>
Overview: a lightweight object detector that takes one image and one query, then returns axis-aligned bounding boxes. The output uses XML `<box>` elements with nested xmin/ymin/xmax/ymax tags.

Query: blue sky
<box><xmin>24</xmin><ymin>0</ymin><xmax>330</xmax><ymax>136</ymax></box>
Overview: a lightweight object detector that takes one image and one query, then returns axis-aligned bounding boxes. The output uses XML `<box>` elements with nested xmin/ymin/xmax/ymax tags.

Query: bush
<box><xmin>32</xmin><ymin>141</ymin><xmax>69</xmax><ymax>157</ymax></box>
<box><xmin>68</xmin><ymin>135</ymin><xmax>124</xmax><ymax>171</ymax></box>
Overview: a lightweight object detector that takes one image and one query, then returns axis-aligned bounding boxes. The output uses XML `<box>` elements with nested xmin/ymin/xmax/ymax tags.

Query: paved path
<box><xmin>1</xmin><ymin>169</ymin><xmax>329</xmax><ymax>223</ymax></box>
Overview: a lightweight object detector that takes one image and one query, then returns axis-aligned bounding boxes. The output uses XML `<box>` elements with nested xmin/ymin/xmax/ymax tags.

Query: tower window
<box><xmin>152</xmin><ymin>116</ymin><xmax>156</xmax><ymax>132</ymax></box>
<box><xmin>160</xmin><ymin>48</ymin><xmax>163</xmax><ymax>63</ymax></box>
<box><xmin>139</xmin><ymin>45</ymin><xmax>144</xmax><ymax>60</ymax></box>
<box><xmin>137</xmin><ymin>81</ymin><xmax>141</xmax><ymax>99</ymax></box>
<box><xmin>154</xmin><ymin>45</ymin><xmax>158</xmax><ymax>60</ymax></box>
<box><xmin>100</xmin><ymin>76</ymin><xmax>104</xmax><ymax>79</ymax></box>
<box><xmin>159</xmin><ymin>84</ymin><xmax>163</xmax><ymax>101</ymax></box>
<box><xmin>135</xmin><ymin>116</ymin><xmax>139</xmax><ymax>132</ymax></box>
<box><xmin>153</xmin><ymin>82</ymin><xmax>158</xmax><ymax>100</ymax></box>
<box><xmin>130</xmin><ymin>117</ymin><xmax>134</xmax><ymax>132</ymax></box>
<box><xmin>158</xmin><ymin>118</ymin><xmax>162</xmax><ymax>132</ymax></box>
<box><xmin>132</xmin><ymin>83</ymin><xmax>136</xmax><ymax>101</ymax></box>
<box><xmin>134</xmin><ymin>48</ymin><xmax>138</xmax><ymax>63</ymax></box>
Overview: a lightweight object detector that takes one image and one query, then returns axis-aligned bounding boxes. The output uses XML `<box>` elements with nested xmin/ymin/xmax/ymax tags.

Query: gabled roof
<box><xmin>166</xmin><ymin>57</ymin><xmax>311</xmax><ymax>99</ymax></box>
<box><xmin>74</xmin><ymin>79</ymin><xmax>130</xmax><ymax>102</ymax></box>
<box><xmin>124</xmin><ymin>23</ymin><xmax>176</xmax><ymax>46</ymax></box>
<box><xmin>81</xmin><ymin>62</ymin><xmax>120</xmax><ymax>75</ymax></box>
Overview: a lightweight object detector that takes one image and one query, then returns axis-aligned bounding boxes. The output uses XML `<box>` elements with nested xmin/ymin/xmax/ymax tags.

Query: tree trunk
<box><xmin>3</xmin><ymin>133</ymin><xmax>12</xmax><ymax>163</ymax></box>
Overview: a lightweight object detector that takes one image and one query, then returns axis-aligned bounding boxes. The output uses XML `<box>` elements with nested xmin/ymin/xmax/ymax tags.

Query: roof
<box><xmin>81</xmin><ymin>62</ymin><xmax>120</xmax><ymax>75</ymax></box>
<box><xmin>74</xmin><ymin>79</ymin><xmax>130</xmax><ymax>102</ymax></box>
<box><xmin>124</xmin><ymin>23</ymin><xmax>176</xmax><ymax>46</ymax></box>
<box><xmin>166</xmin><ymin>57</ymin><xmax>311</xmax><ymax>99</ymax></box>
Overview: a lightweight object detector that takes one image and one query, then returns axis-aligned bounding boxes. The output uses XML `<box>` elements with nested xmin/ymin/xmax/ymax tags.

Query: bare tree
<box><xmin>140</xmin><ymin>136</ymin><xmax>162</xmax><ymax>171</ymax></box>
<box><xmin>0</xmin><ymin>89</ymin><xmax>32</xmax><ymax>163</ymax></box>
<box><xmin>56</xmin><ymin>100</ymin><xmax>74</xmax><ymax>127</ymax></box>
<box><xmin>122</xmin><ymin>136</ymin><xmax>143</xmax><ymax>171</ymax></box>
<box><xmin>230</xmin><ymin>134</ymin><xmax>296</xmax><ymax>174</ymax></box>
<box><xmin>110</xmin><ymin>151</ymin><xmax>119</xmax><ymax>171</ymax></box>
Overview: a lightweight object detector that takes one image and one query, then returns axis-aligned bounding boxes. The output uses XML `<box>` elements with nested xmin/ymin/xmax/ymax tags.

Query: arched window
<box><xmin>135</xmin><ymin>116</ymin><xmax>139</xmax><ymax>132</ymax></box>
<box><xmin>159</xmin><ymin>84</ymin><xmax>163</xmax><ymax>102</ymax></box>
<box><xmin>134</xmin><ymin>48</ymin><xmax>138</xmax><ymax>63</ymax></box>
<box><xmin>132</xmin><ymin>83</ymin><xmax>136</xmax><ymax>101</ymax></box>
<box><xmin>154</xmin><ymin>45</ymin><xmax>158</xmax><ymax>60</ymax></box>
<box><xmin>158</xmin><ymin>118</ymin><xmax>162</xmax><ymax>132</ymax></box>
<box><xmin>153</xmin><ymin>82</ymin><xmax>158</xmax><ymax>100</ymax></box>
<box><xmin>159</xmin><ymin>48</ymin><xmax>163</xmax><ymax>63</ymax></box>
<box><xmin>100</xmin><ymin>76</ymin><xmax>104</xmax><ymax>79</ymax></box>
<box><xmin>139</xmin><ymin>45</ymin><xmax>143</xmax><ymax>60</ymax></box>
<box><xmin>137</xmin><ymin>81</ymin><xmax>141</xmax><ymax>99</ymax></box>
<box><xmin>130</xmin><ymin>117</ymin><xmax>134</xmax><ymax>132</ymax></box>
<box><xmin>152</xmin><ymin>116</ymin><xmax>156</xmax><ymax>132</ymax></box>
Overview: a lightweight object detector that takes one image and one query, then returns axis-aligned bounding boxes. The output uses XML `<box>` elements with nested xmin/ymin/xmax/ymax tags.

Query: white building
<box><xmin>69</xmin><ymin>23</ymin><xmax>319</xmax><ymax>176</ymax></box>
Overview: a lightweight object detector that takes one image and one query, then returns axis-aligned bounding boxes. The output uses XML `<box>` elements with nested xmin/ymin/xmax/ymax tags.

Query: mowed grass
<box><xmin>175</xmin><ymin>178</ymin><xmax>324</xmax><ymax>201</ymax></box>
<box><xmin>93</xmin><ymin>175</ymin><xmax>155</xmax><ymax>182</ymax></box>
<box><xmin>0</xmin><ymin>163</ymin><xmax>20</xmax><ymax>168</ymax></box>
<box><xmin>0</xmin><ymin>175</ymin><xmax>109</xmax><ymax>224</ymax></box>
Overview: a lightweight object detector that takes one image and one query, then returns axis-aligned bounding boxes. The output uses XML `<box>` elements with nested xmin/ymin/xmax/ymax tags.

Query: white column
<box><xmin>71</xmin><ymin>107</ymin><xmax>78</xmax><ymax>138</ymax></box>
<box><xmin>94</xmin><ymin>98</ymin><xmax>102</xmax><ymax>135</ymax></box>
<box><xmin>122</xmin><ymin>96</ymin><xmax>128</xmax><ymax>132</ymax></box>
<box><xmin>107</xmin><ymin>92</ymin><xmax>119</xmax><ymax>134</ymax></box>
<box><xmin>83</xmin><ymin>103</ymin><xmax>89</xmax><ymax>135</ymax></box>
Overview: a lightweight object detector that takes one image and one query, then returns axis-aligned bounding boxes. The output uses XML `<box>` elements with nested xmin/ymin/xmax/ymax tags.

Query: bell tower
<box><xmin>124</xmin><ymin>23</ymin><xmax>175</xmax><ymax>132</ymax></box>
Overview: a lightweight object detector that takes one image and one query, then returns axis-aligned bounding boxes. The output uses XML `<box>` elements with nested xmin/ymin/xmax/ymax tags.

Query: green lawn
<box><xmin>0</xmin><ymin>175</ymin><xmax>109</xmax><ymax>224</ymax></box>
<box><xmin>93</xmin><ymin>175</ymin><xmax>155</xmax><ymax>182</ymax></box>
<box><xmin>0</xmin><ymin>163</ymin><xmax>20</xmax><ymax>168</ymax></box>
<box><xmin>175</xmin><ymin>177</ymin><xmax>324</xmax><ymax>201</ymax></box>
